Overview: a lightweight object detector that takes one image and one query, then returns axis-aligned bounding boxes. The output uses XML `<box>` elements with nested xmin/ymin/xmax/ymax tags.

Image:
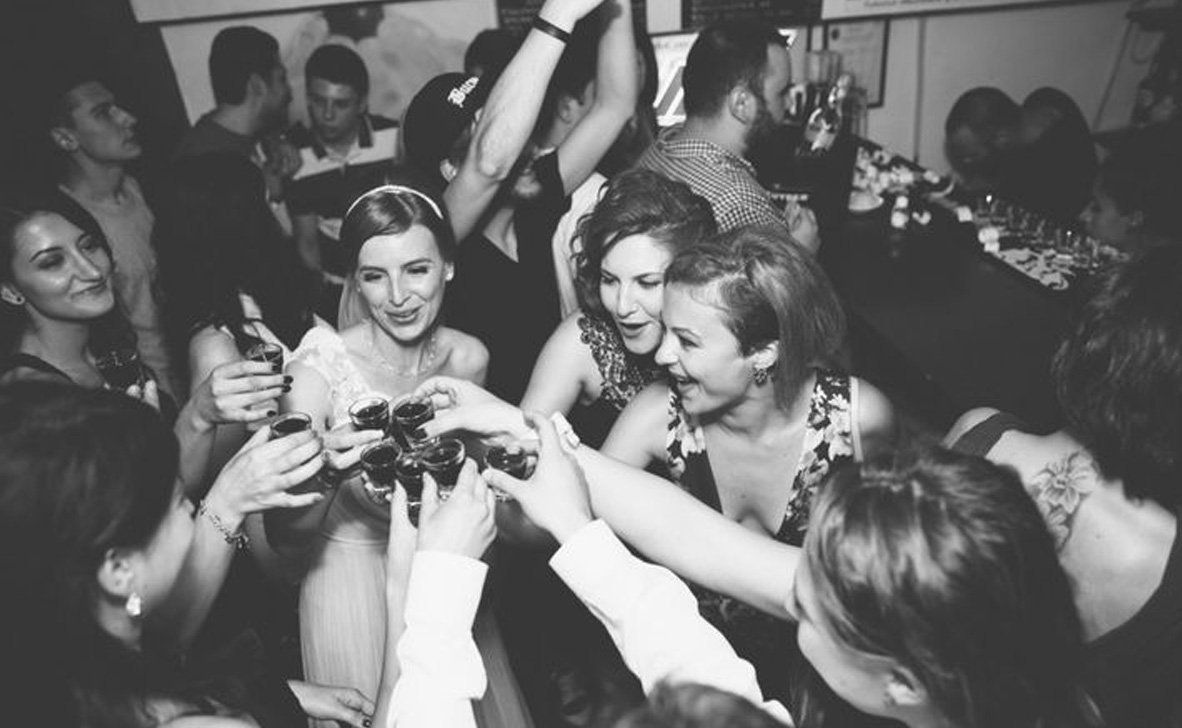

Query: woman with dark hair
<box><xmin>521</xmin><ymin>168</ymin><xmax>715</xmax><ymax>447</ymax></box>
<box><xmin>946</xmin><ymin>244</ymin><xmax>1182</xmax><ymax>726</ymax></box>
<box><xmin>273</xmin><ymin>183</ymin><xmax>530</xmax><ymax>727</ymax></box>
<box><xmin>1080</xmin><ymin>132</ymin><xmax>1182</xmax><ymax>253</ymax></box>
<box><xmin>0</xmin><ymin>382</ymin><xmax>373</xmax><ymax>728</ymax></box>
<box><xmin>792</xmin><ymin>447</ymin><xmax>1101</xmax><ymax>728</ymax></box>
<box><xmin>600</xmin><ymin>226</ymin><xmax>893</xmax><ymax>695</ymax></box>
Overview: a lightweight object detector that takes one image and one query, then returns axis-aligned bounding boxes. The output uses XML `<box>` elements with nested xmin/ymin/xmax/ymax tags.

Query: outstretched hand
<box><xmin>483</xmin><ymin>412</ymin><xmax>593</xmax><ymax>544</ymax></box>
<box><xmin>417</xmin><ymin>459</ymin><xmax>498</xmax><ymax>560</ymax></box>
<box><xmin>413</xmin><ymin>376</ymin><xmax>529</xmax><ymax>442</ymax></box>
<box><xmin>205</xmin><ymin>424</ymin><xmax>326</xmax><ymax>520</ymax></box>
<box><xmin>186</xmin><ymin>360</ymin><xmax>289</xmax><ymax>432</ymax></box>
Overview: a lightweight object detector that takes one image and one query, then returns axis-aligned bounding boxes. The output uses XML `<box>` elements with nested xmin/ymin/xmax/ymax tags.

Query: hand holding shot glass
<box><xmin>383</xmin><ymin>455</ymin><xmax>497</xmax><ymax>561</ymax></box>
<box><xmin>393</xmin><ymin>394</ymin><xmax>436</xmax><ymax>449</ymax></box>
<box><xmin>94</xmin><ymin>346</ymin><xmax>145</xmax><ymax>390</ymax></box>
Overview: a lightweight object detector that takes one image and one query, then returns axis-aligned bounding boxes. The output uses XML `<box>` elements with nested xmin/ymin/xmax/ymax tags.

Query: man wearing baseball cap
<box><xmin>403</xmin><ymin>0</ymin><xmax>637</xmax><ymax>403</ymax></box>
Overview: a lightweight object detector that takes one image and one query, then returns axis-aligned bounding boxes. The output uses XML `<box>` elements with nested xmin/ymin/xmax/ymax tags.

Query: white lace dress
<box><xmin>289</xmin><ymin>328</ymin><xmax>532</xmax><ymax>728</ymax></box>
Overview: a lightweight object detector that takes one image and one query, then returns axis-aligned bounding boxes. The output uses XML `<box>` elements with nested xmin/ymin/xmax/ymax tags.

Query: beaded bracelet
<box><xmin>198</xmin><ymin>501</ymin><xmax>250</xmax><ymax>550</ymax></box>
<box><xmin>532</xmin><ymin>16</ymin><xmax>571</xmax><ymax>43</ymax></box>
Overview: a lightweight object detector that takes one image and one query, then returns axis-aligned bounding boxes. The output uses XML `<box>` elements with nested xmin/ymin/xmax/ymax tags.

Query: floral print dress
<box><xmin>568</xmin><ymin>314</ymin><xmax>663</xmax><ymax>448</ymax></box>
<box><xmin>664</xmin><ymin>369</ymin><xmax>856</xmax><ymax>699</ymax></box>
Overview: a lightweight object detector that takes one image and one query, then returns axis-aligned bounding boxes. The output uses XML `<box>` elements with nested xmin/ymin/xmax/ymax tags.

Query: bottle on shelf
<box><xmin>798</xmin><ymin>73</ymin><xmax>853</xmax><ymax>157</ymax></box>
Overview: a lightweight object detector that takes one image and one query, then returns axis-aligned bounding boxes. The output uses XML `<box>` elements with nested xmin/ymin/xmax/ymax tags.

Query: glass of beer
<box><xmin>393</xmin><ymin>395</ymin><xmax>435</xmax><ymax>449</ymax></box>
<box><xmin>95</xmin><ymin>347</ymin><xmax>144</xmax><ymax>390</ymax></box>
<box><xmin>349</xmin><ymin>396</ymin><xmax>390</xmax><ymax>432</ymax></box>
<box><xmin>246</xmin><ymin>341</ymin><xmax>284</xmax><ymax>374</ymax></box>
<box><xmin>421</xmin><ymin>437</ymin><xmax>465</xmax><ymax>499</ymax></box>
<box><xmin>270</xmin><ymin>412</ymin><xmax>312</xmax><ymax>439</ymax></box>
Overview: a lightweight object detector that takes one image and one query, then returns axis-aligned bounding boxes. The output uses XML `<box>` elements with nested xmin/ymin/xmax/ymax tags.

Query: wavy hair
<box><xmin>663</xmin><ymin>226</ymin><xmax>846</xmax><ymax>409</ymax></box>
<box><xmin>1052</xmin><ymin>245</ymin><xmax>1182</xmax><ymax>508</ymax></box>
<box><xmin>803</xmin><ymin>446</ymin><xmax>1101</xmax><ymax>728</ymax></box>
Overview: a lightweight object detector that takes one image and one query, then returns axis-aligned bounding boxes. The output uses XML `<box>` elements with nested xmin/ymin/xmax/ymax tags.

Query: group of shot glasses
<box><xmin>974</xmin><ymin>193</ymin><xmax>1106</xmax><ymax>272</ymax></box>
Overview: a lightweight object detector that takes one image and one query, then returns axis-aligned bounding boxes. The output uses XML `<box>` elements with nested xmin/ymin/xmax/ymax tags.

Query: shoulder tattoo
<box><xmin>1028</xmin><ymin>450</ymin><xmax>1098</xmax><ymax>550</ymax></box>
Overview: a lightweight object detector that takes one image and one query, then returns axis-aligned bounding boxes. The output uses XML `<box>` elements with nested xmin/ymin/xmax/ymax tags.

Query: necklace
<box><xmin>368</xmin><ymin>323</ymin><xmax>437</xmax><ymax>378</ymax></box>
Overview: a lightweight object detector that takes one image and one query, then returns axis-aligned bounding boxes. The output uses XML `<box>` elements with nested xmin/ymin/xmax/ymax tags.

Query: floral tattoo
<box><xmin>1028</xmin><ymin>450</ymin><xmax>1098</xmax><ymax>550</ymax></box>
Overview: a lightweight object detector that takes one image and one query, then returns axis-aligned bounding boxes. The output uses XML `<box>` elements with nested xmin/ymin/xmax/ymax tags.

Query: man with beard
<box><xmin>403</xmin><ymin>0</ymin><xmax>636</xmax><ymax>402</ymax></box>
<box><xmin>638</xmin><ymin>20</ymin><xmax>819</xmax><ymax>252</ymax></box>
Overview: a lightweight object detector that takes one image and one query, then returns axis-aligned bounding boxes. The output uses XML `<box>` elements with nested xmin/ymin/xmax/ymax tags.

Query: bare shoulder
<box><xmin>852</xmin><ymin>377</ymin><xmax>895</xmax><ymax>441</ymax></box>
<box><xmin>438</xmin><ymin>326</ymin><xmax>489</xmax><ymax>381</ymax></box>
<box><xmin>188</xmin><ymin>326</ymin><xmax>241</xmax><ymax>381</ymax></box>
<box><xmin>544</xmin><ymin>315</ymin><xmax>598</xmax><ymax>373</ymax></box>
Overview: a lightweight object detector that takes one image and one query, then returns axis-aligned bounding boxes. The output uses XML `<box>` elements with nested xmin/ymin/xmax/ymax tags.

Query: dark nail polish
<box><xmin>282</xmin><ymin>384</ymin><xmax>292</xmax><ymax>393</ymax></box>
<box><xmin>266</xmin><ymin>410</ymin><xmax>277</xmax><ymax>417</ymax></box>
<box><xmin>283</xmin><ymin>375</ymin><xmax>293</xmax><ymax>384</ymax></box>
<box><xmin>363</xmin><ymin>720</ymin><xmax>372</xmax><ymax>728</ymax></box>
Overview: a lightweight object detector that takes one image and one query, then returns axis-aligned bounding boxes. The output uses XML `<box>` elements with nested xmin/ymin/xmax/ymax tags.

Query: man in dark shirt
<box><xmin>285</xmin><ymin>44</ymin><xmax>398</xmax><ymax>324</ymax></box>
<box><xmin>403</xmin><ymin>0</ymin><xmax>636</xmax><ymax>402</ymax></box>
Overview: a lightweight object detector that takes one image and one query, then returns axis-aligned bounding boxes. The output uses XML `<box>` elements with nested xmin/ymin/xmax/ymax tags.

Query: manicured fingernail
<box><xmin>266</xmin><ymin>410</ymin><xmax>277</xmax><ymax>417</ymax></box>
<box><xmin>363</xmin><ymin>720</ymin><xmax>372</xmax><ymax>727</ymax></box>
<box><xmin>283</xmin><ymin>375</ymin><xmax>293</xmax><ymax>384</ymax></box>
<box><xmin>282</xmin><ymin>384</ymin><xmax>292</xmax><ymax>393</ymax></box>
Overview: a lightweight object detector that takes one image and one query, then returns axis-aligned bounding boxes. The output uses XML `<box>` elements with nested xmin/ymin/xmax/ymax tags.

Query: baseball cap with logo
<box><xmin>402</xmin><ymin>73</ymin><xmax>489</xmax><ymax>186</ymax></box>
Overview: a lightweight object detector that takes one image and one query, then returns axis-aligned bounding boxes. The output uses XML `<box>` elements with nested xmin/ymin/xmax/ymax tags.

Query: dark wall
<box><xmin>0</xmin><ymin>0</ymin><xmax>189</xmax><ymax>198</ymax></box>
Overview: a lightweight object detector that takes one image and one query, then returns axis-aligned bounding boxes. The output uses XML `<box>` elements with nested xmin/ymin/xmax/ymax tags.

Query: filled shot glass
<box><xmin>360</xmin><ymin>438</ymin><xmax>401</xmax><ymax>506</ymax></box>
<box><xmin>395</xmin><ymin>451</ymin><xmax>426</xmax><ymax>525</ymax></box>
<box><xmin>270</xmin><ymin>412</ymin><xmax>312</xmax><ymax>439</ymax></box>
<box><xmin>393</xmin><ymin>395</ymin><xmax>435</xmax><ymax>449</ymax></box>
<box><xmin>246</xmin><ymin>341</ymin><xmax>285</xmax><ymax>374</ymax></box>
<box><xmin>94</xmin><ymin>347</ymin><xmax>145</xmax><ymax>390</ymax></box>
<box><xmin>349</xmin><ymin>396</ymin><xmax>391</xmax><ymax>433</ymax></box>
<box><xmin>484</xmin><ymin>444</ymin><xmax>532</xmax><ymax>501</ymax></box>
<box><xmin>421</xmin><ymin>437</ymin><xmax>465</xmax><ymax>500</ymax></box>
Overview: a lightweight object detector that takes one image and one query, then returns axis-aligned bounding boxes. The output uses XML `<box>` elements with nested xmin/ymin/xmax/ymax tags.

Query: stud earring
<box><xmin>752</xmin><ymin>365</ymin><xmax>771</xmax><ymax>386</ymax></box>
<box><xmin>3</xmin><ymin>293</ymin><xmax>24</xmax><ymax>306</ymax></box>
<box><xmin>125</xmin><ymin>592</ymin><xmax>142</xmax><ymax>618</ymax></box>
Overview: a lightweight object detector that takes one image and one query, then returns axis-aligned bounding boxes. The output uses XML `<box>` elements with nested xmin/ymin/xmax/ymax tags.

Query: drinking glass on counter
<box><xmin>421</xmin><ymin>437</ymin><xmax>465</xmax><ymax>499</ymax></box>
<box><xmin>94</xmin><ymin>347</ymin><xmax>145</xmax><ymax>390</ymax></box>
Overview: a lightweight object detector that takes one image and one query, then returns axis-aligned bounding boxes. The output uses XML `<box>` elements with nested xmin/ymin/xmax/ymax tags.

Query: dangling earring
<box><xmin>125</xmin><ymin>592</ymin><xmax>143</xmax><ymax>618</ymax></box>
<box><xmin>752</xmin><ymin>365</ymin><xmax>771</xmax><ymax>386</ymax></box>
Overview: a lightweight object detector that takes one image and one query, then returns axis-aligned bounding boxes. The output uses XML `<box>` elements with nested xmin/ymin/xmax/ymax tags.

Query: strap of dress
<box><xmin>0</xmin><ymin>353</ymin><xmax>72</xmax><ymax>381</ymax></box>
<box><xmin>951</xmin><ymin>411</ymin><xmax>1029</xmax><ymax>457</ymax></box>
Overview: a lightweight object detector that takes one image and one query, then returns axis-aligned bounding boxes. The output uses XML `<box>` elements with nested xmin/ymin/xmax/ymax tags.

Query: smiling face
<box><xmin>307</xmin><ymin>77</ymin><xmax>365</xmax><ymax>147</ymax></box>
<box><xmin>355</xmin><ymin>224</ymin><xmax>452</xmax><ymax>344</ymax></box>
<box><xmin>654</xmin><ymin>282</ymin><xmax>757</xmax><ymax>417</ymax></box>
<box><xmin>600</xmin><ymin>233</ymin><xmax>673</xmax><ymax>355</ymax></box>
<box><xmin>1</xmin><ymin>212</ymin><xmax>115</xmax><ymax>322</ymax></box>
<box><xmin>56</xmin><ymin>82</ymin><xmax>142</xmax><ymax>163</ymax></box>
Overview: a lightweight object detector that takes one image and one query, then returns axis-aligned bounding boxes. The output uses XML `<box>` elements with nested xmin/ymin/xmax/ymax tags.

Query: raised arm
<box><xmin>600</xmin><ymin>380</ymin><xmax>668</xmax><ymax>468</ymax></box>
<box><xmin>519</xmin><ymin>314</ymin><xmax>596</xmax><ymax>416</ymax></box>
<box><xmin>553</xmin><ymin>0</ymin><xmax>638</xmax><ymax>194</ymax></box>
<box><xmin>444</xmin><ymin>0</ymin><xmax>607</xmax><ymax>239</ymax></box>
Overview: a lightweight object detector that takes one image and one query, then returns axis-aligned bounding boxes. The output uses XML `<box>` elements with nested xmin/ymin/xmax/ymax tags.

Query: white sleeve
<box><xmin>388</xmin><ymin>551</ymin><xmax>487</xmax><ymax>728</ymax></box>
<box><xmin>550</xmin><ymin>520</ymin><xmax>794</xmax><ymax>726</ymax></box>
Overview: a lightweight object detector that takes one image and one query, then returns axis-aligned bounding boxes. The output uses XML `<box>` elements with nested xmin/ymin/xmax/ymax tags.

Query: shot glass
<box><xmin>94</xmin><ymin>347</ymin><xmax>144</xmax><ymax>390</ymax></box>
<box><xmin>349</xmin><ymin>396</ymin><xmax>391</xmax><ymax>433</ymax></box>
<box><xmin>393</xmin><ymin>395</ymin><xmax>435</xmax><ymax>449</ymax></box>
<box><xmin>484</xmin><ymin>444</ymin><xmax>531</xmax><ymax>502</ymax></box>
<box><xmin>246</xmin><ymin>341</ymin><xmax>285</xmax><ymax>374</ymax></box>
<box><xmin>421</xmin><ymin>438</ymin><xmax>465</xmax><ymax>500</ymax></box>
<box><xmin>360</xmin><ymin>439</ymin><xmax>402</xmax><ymax>507</ymax></box>
<box><xmin>395</xmin><ymin>451</ymin><xmax>426</xmax><ymax>525</ymax></box>
<box><xmin>270</xmin><ymin>412</ymin><xmax>312</xmax><ymax>440</ymax></box>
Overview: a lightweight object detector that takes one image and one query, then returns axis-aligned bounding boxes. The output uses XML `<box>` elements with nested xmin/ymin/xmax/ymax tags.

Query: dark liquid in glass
<box><xmin>395</xmin><ymin>401</ymin><xmax>432</xmax><ymax>434</ymax></box>
<box><xmin>272</xmin><ymin>416</ymin><xmax>311</xmax><ymax>438</ymax></box>
<box><xmin>395</xmin><ymin>454</ymin><xmax>426</xmax><ymax>500</ymax></box>
<box><xmin>422</xmin><ymin>441</ymin><xmax>464</xmax><ymax>488</ymax></box>
<box><xmin>101</xmin><ymin>359</ymin><xmax>142</xmax><ymax>389</ymax></box>
<box><xmin>362</xmin><ymin>444</ymin><xmax>401</xmax><ymax>490</ymax></box>
<box><xmin>353</xmin><ymin>403</ymin><xmax>390</xmax><ymax>431</ymax></box>
<box><xmin>486</xmin><ymin>446</ymin><xmax>531</xmax><ymax>479</ymax></box>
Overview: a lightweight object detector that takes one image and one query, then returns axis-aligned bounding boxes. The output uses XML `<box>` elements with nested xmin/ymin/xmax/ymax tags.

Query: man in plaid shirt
<box><xmin>638</xmin><ymin>20</ymin><xmax>819</xmax><ymax>253</ymax></box>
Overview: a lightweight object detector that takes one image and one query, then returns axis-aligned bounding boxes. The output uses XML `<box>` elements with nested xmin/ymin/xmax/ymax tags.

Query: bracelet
<box><xmin>198</xmin><ymin>501</ymin><xmax>250</xmax><ymax>550</ymax></box>
<box><xmin>532</xmin><ymin>16</ymin><xmax>571</xmax><ymax>43</ymax></box>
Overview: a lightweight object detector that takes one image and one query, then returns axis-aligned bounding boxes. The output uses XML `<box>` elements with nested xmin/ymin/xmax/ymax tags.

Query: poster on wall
<box><xmin>159</xmin><ymin>0</ymin><xmax>498</xmax><ymax>125</ymax></box>
<box><xmin>682</xmin><ymin>0</ymin><xmax>821</xmax><ymax>29</ymax></box>
<box><xmin>821</xmin><ymin>0</ymin><xmax>1048</xmax><ymax>19</ymax></box>
<box><xmin>495</xmin><ymin>0</ymin><xmax>646</xmax><ymax>35</ymax></box>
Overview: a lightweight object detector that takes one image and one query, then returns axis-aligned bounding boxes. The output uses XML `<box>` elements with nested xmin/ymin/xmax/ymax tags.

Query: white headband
<box><xmin>344</xmin><ymin>184</ymin><xmax>444</xmax><ymax>221</ymax></box>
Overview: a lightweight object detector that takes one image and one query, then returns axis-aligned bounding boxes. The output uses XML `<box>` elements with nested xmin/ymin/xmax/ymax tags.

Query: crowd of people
<box><xmin>2</xmin><ymin>0</ymin><xmax>1180</xmax><ymax>725</ymax></box>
